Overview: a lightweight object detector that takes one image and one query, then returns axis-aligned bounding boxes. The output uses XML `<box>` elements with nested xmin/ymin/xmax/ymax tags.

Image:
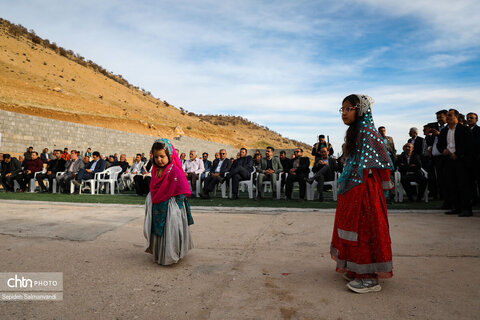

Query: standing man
<box><xmin>378</xmin><ymin>126</ymin><xmax>396</xmax><ymax>162</ymax></box>
<box><xmin>408</xmin><ymin>128</ymin><xmax>426</xmax><ymax>157</ymax></box>
<box><xmin>466</xmin><ymin>112</ymin><xmax>480</xmax><ymax>204</ymax></box>
<box><xmin>220</xmin><ymin>148</ymin><xmax>254</xmax><ymax>200</ymax></box>
<box><xmin>285</xmin><ymin>148</ymin><xmax>310</xmax><ymax>200</ymax></box>
<box><xmin>200</xmin><ymin>149</ymin><xmax>231</xmax><ymax>199</ymax></box>
<box><xmin>427</xmin><ymin>110</ymin><xmax>448</xmax><ymax>201</ymax></box>
<box><xmin>437</xmin><ymin>109</ymin><xmax>473</xmax><ymax>216</ymax></box>
<box><xmin>256</xmin><ymin>146</ymin><xmax>283</xmax><ymax>199</ymax></box>
<box><xmin>312</xmin><ymin>135</ymin><xmax>334</xmax><ymax>161</ymax></box>
<box><xmin>183</xmin><ymin>150</ymin><xmax>204</xmax><ymax>192</ymax></box>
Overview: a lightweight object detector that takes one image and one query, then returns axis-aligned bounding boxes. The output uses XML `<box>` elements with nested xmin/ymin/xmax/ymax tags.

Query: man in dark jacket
<box><xmin>306</xmin><ymin>147</ymin><xmax>339</xmax><ymax>201</ymax></box>
<box><xmin>73</xmin><ymin>151</ymin><xmax>106</xmax><ymax>190</ymax></box>
<box><xmin>200</xmin><ymin>149</ymin><xmax>232</xmax><ymax>199</ymax></box>
<box><xmin>285</xmin><ymin>148</ymin><xmax>310</xmax><ymax>200</ymax></box>
<box><xmin>0</xmin><ymin>154</ymin><xmax>22</xmax><ymax>192</ymax></box>
<box><xmin>14</xmin><ymin>151</ymin><xmax>43</xmax><ymax>192</ymax></box>
<box><xmin>397</xmin><ymin>143</ymin><xmax>427</xmax><ymax>202</ymax></box>
<box><xmin>467</xmin><ymin>112</ymin><xmax>480</xmax><ymax>204</ymax></box>
<box><xmin>437</xmin><ymin>109</ymin><xmax>473</xmax><ymax>216</ymax></box>
<box><xmin>220</xmin><ymin>148</ymin><xmax>253</xmax><ymax>199</ymax></box>
<box><xmin>37</xmin><ymin>149</ymin><xmax>66</xmax><ymax>192</ymax></box>
<box><xmin>279</xmin><ymin>150</ymin><xmax>292</xmax><ymax>195</ymax></box>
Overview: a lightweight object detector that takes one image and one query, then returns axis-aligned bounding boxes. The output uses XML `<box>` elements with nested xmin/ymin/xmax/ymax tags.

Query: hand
<box><xmin>431</xmin><ymin>129</ymin><xmax>440</xmax><ymax>136</ymax></box>
<box><xmin>442</xmin><ymin>149</ymin><xmax>450</xmax><ymax>156</ymax></box>
<box><xmin>26</xmin><ymin>170</ymin><xmax>31</xmax><ymax>174</ymax></box>
<box><xmin>86</xmin><ymin>169</ymin><xmax>92</xmax><ymax>173</ymax></box>
<box><xmin>450</xmin><ymin>153</ymin><xmax>457</xmax><ymax>160</ymax></box>
<box><xmin>5</xmin><ymin>173</ymin><xmax>11</xmax><ymax>177</ymax></box>
<box><xmin>47</xmin><ymin>171</ymin><xmax>52</xmax><ymax>175</ymax></box>
<box><xmin>212</xmin><ymin>173</ymin><xmax>219</xmax><ymax>177</ymax></box>
<box><xmin>289</xmin><ymin>168</ymin><xmax>296</xmax><ymax>175</ymax></box>
<box><xmin>320</xmin><ymin>160</ymin><xmax>327</xmax><ymax>165</ymax></box>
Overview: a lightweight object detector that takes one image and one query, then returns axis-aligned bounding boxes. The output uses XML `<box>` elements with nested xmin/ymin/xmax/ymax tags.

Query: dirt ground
<box><xmin>0</xmin><ymin>200</ymin><xmax>479</xmax><ymax>320</ymax></box>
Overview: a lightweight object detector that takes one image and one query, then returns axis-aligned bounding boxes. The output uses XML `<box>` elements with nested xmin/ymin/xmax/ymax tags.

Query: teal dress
<box><xmin>152</xmin><ymin>194</ymin><xmax>194</xmax><ymax>237</ymax></box>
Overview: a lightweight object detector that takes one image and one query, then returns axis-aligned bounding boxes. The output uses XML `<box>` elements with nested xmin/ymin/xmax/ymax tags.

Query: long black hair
<box><xmin>342</xmin><ymin>94</ymin><xmax>361</xmax><ymax>158</ymax></box>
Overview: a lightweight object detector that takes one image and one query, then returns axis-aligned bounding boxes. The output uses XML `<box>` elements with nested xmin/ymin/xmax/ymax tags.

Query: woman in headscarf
<box><xmin>144</xmin><ymin>138</ymin><xmax>194</xmax><ymax>265</ymax></box>
<box><xmin>331</xmin><ymin>94</ymin><xmax>394</xmax><ymax>293</ymax></box>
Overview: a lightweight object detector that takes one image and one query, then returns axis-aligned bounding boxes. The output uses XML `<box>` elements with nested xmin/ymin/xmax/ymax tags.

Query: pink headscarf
<box><xmin>149</xmin><ymin>138</ymin><xmax>191</xmax><ymax>204</ymax></box>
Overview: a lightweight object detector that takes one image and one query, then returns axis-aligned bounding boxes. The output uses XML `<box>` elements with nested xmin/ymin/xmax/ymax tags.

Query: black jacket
<box><xmin>280</xmin><ymin>158</ymin><xmax>292</xmax><ymax>173</ymax></box>
<box><xmin>396</xmin><ymin>153</ymin><xmax>423</xmax><ymax>175</ymax></box>
<box><xmin>210</xmin><ymin>158</ymin><xmax>232</xmax><ymax>175</ymax></box>
<box><xmin>437</xmin><ymin>124</ymin><xmax>473</xmax><ymax>159</ymax></box>
<box><xmin>0</xmin><ymin>157</ymin><xmax>22</xmax><ymax>175</ymax></box>
<box><xmin>291</xmin><ymin>157</ymin><xmax>310</xmax><ymax>176</ymax></box>
<box><xmin>231</xmin><ymin>155</ymin><xmax>254</xmax><ymax>173</ymax></box>
<box><xmin>312</xmin><ymin>157</ymin><xmax>339</xmax><ymax>173</ymax></box>
<box><xmin>408</xmin><ymin>136</ymin><xmax>425</xmax><ymax>155</ymax></box>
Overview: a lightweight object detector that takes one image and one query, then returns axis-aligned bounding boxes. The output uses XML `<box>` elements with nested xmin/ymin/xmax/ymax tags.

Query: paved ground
<box><xmin>0</xmin><ymin>200</ymin><xmax>479</xmax><ymax>320</ymax></box>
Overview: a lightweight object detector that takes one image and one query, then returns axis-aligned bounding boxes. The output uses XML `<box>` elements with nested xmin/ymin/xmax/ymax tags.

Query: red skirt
<box><xmin>331</xmin><ymin>169</ymin><xmax>393</xmax><ymax>278</ymax></box>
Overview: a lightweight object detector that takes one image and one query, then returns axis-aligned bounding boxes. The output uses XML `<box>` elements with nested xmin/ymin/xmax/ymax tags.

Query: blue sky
<box><xmin>1</xmin><ymin>0</ymin><xmax>479</xmax><ymax>154</ymax></box>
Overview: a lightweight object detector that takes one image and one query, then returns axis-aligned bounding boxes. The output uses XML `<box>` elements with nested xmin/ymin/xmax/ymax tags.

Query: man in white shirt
<box><xmin>121</xmin><ymin>153</ymin><xmax>144</xmax><ymax>190</ymax></box>
<box><xmin>183</xmin><ymin>150</ymin><xmax>204</xmax><ymax>192</ymax></box>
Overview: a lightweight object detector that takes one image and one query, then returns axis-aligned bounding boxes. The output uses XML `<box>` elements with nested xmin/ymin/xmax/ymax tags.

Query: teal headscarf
<box><xmin>337</xmin><ymin>94</ymin><xmax>394</xmax><ymax>194</ymax></box>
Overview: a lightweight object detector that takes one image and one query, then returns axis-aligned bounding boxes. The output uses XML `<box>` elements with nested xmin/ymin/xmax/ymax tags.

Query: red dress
<box><xmin>331</xmin><ymin>168</ymin><xmax>393</xmax><ymax>279</ymax></box>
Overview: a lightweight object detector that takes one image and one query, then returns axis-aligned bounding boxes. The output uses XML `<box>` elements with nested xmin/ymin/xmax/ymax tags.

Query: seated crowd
<box><xmin>0</xmin><ymin>108</ymin><xmax>478</xmax><ymax>215</ymax></box>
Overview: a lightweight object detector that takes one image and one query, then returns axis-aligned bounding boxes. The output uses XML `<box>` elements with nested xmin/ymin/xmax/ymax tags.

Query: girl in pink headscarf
<box><xmin>144</xmin><ymin>139</ymin><xmax>194</xmax><ymax>265</ymax></box>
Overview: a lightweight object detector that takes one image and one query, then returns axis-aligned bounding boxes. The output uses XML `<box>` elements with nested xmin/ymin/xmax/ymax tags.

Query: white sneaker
<box><xmin>347</xmin><ymin>278</ymin><xmax>382</xmax><ymax>293</ymax></box>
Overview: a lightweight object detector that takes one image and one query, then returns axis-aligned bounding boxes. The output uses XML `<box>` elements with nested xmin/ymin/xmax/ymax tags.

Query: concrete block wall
<box><xmin>0</xmin><ymin>109</ymin><xmax>238</xmax><ymax>161</ymax></box>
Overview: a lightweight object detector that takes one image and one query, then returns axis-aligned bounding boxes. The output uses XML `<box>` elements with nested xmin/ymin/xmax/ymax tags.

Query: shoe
<box><xmin>445</xmin><ymin>210</ymin><xmax>461</xmax><ymax>215</ymax></box>
<box><xmin>459</xmin><ymin>210</ymin><xmax>472</xmax><ymax>217</ymax></box>
<box><xmin>318</xmin><ymin>196</ymin><xmax>324</xmax><ymax>202</ymax></box>
<box><xmin>347</xmin><ymin>278</ymin><xmax>381</xmax><ymax>293</ymax></box>
<box><xmin>72</xmin><ymin>180</ymin><xmax>81</xmax><ymax>187</ymax></box>
<box><xmin>231</xmin><ymin>194</ymin><xmax>239</xmax><ymax>200</ymax></box>
<box><xmin>255</xmin><ymin>195</ymin><xmax>263</xmax><ymax>201</ymax></box>
<box><xmin>343</xmin><ymin>273</ymin><xmax>355</xmax><ymax>282</ymax></box>
<box><xmin>199</xmin><ymin>191</ymin><xmax>210</xmax><ymax>199</ymax></box>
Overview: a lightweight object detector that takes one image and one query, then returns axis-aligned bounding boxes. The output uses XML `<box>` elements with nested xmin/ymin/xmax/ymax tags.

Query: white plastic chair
<box><xmin>96</xmin><ymin>166</ymin><xmax>123</xmax><ymax>195</ymax></box>
<box><xmin>73</xmin><ymin>170</ymin><xmax>106</xmax><ymax>195</ymax></box>
<box><xmin>212</xmin><ymin>172</ymin><xmax>229</xmax><ymax>199</ymax></box>
<box><xmin>229</xmin><ymin>168</ymin><xmax>256</xmax><ymax>199</ymax></box>
<box><xmin>189</xmin><ymin>170</ymin><xmax>204</xmax><ymax>197</ymax></box>
<box><xmin>395</xmin><ymin>169</ymin><xmax>429</xmax><ymax>203</ymax></box>
<box><xmin>256</xmin><ymin>173</ymin><xmax>283</xmax><ymax>199</ymax></box>
<box><xmin>30</xmin><ymin>169</ymin><xmax>47</xmax><ymax>192</ymax></box>
<box><xmin>306</xmin><ymin>171</ymin><xmax>339</xmax><ymax>201</ymax></box>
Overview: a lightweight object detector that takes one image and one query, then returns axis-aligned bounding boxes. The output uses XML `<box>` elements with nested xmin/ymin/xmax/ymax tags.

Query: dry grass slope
<box><xmin>0</xmin><ymin>18</ymin><xmax>311</xmax><ymax>151</ymax></box>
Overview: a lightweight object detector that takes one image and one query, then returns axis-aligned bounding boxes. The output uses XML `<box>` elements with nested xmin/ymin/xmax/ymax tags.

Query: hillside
<box><xmin>0</xmin><ymin>18</ymin><xmax>310</xmax><ymax>152</ymax></box>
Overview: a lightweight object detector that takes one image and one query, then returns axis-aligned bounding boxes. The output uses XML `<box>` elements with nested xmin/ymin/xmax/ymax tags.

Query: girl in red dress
<box><xmin>331</xmin><ymin>94</ymin><xmax>394</xmax><ymax>293</ymax></box>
